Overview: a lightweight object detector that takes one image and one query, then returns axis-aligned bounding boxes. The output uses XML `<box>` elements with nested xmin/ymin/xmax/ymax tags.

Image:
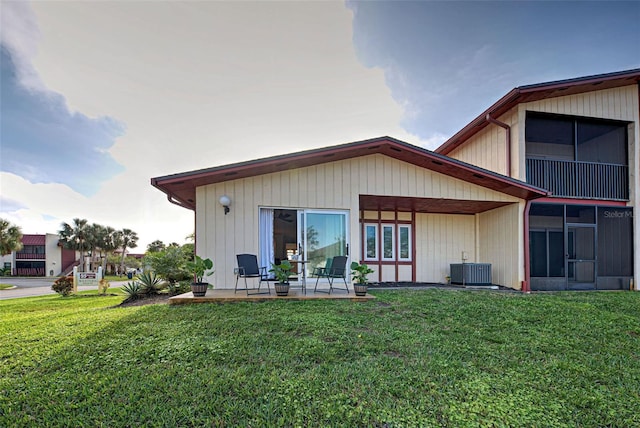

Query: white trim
<box><xmin>398</xmin><ymin>224</ymin><xmax>412</xmax><ymax>261</ymax></box>
<box><xmin>381</xmin><ymin>225</ymin><xmax>395</xmax><ymax>261</ymax></box>
<box><xmin>364</xmin><ymin>223</ymin><xmax>378</xmax><ymax>261</ymax></box>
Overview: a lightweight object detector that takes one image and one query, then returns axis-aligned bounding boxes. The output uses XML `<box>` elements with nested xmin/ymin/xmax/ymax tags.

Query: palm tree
<box><xmin>146</xmin><ymin>240</ymin><xmax>166</xmax><ymax>253</ymax></box>
<box><xmin>101</xmin><ymin>227</ymin><xmax>121</xmax><ymax>273</ymax></box>
<box><xmin>85</xmin><ymin>223</ymin><xmax>107</xmax><ymax>269</ymax></box>
<box><xmin>119</xmin><ymin>228</ymin><xmax>139</xmax><ymax>273</ymax></box>
<box><xmin>0</xmin><ymin>218</ymin><xmax>23</xmax><ymax>256</ymax></box>
<box><xmin>59</xmin><ymin>218</ymin><xmax>89</xmax><ymax>271</ymax></box>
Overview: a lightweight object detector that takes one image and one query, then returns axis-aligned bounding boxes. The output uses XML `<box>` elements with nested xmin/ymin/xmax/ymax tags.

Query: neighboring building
<box><xmin>151</xmin><ymin>68</ymin><xmax>638</xmax><ymax>292</ymax></box>
<box><xmin>436</xmin><ymin>68</ymin><xmax>638</xmax><ymax>291</ymax></box>
<box><xmin>1</xmin><ymin>234</ymin><xmax>77</xmax><ymax>277</ymax></box>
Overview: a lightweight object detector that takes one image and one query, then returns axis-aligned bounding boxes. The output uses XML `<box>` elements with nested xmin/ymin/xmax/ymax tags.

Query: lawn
<box><xmin>1</xmin><ymin>290</ymin><xmax>639</xmax><ymax>427</ymax></box>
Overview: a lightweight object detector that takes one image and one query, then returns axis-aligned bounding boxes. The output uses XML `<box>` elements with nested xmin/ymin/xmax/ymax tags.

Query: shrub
<box><xmin>137</xmin><ymin>271</ymin><xmax>163</xmax><ymax>295</ymax></box>
<box><xmin>98</xmin><ymin>279</ymin><xmax>111</xmax><ymax>295</ymax></box>
<box><xmin>121</xmin><ymin>281</ymin><xmax>142</xmax><ymax>302</ymax></box>
<box><xmin>52</xmin><ymin>276</ymin><xmax>74</xmax><ymax>296</ymax></box>
<box><xmin>145</xmin><ymin>246</ymin><xmax>190</xmax><ymax>284</ymax></box>
<box><xmin>167</xmin><ymin>280</ymin><xmax>191</xmax><ymax>296</ymax></box>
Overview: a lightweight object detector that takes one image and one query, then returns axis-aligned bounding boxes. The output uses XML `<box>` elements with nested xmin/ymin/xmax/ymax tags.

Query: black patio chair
<box><xmin>234</xmin><ymin>254</ymin><xmax>273</xmax><ymax>295</ymax></box>
<box><xmin>314</xmin><ymin>255</ymin><xmax>349</xmax><ymax>294</ymax></box>
<box><xmin>311</xmin><ymin>257</ymin><xmax>332</xmax><ymax>278</ymax></box>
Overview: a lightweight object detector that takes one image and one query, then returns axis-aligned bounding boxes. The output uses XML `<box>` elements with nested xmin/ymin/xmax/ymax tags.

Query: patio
<box><xmin>168</xmin><ymin>287</ymin><xmax>375</xmax><ymax>305</ymax></box>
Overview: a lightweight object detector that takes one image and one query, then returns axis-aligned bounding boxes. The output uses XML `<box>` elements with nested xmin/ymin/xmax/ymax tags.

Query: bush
<box><xmin>98</xmin><ymin>279</ymin><xmax>111</xmax><ymax>295</ymax></box>
<box><xmin>145</xmin><ymin>246</ymin><xmax>190</xmax><ymax>284</ymax></box>
<box><xmin>121</xmin><ymin>281</ymin><xmax>142</xmax><ymax>302</ymax></box>
<box><xmin>167</xmin><ymin>280</ymin><xmax>191</xmax><ymax>296</ymax></box>
<box><xmin>137</xmin><ymin>271</ymin><xmax>163</xmax><ymax>295</ymax></box>
<box><xmin>52</xmin><ymin>276</ymin><xmax>74</xmax><ymax>296</ymax></box>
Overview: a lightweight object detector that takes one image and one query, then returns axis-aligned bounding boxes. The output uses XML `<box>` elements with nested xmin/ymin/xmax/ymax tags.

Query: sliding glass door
<box><xmin>300</xmin><ymin>210</ymin><xmax>348</xmax><ymax>277</ymax></box>
<box><xmin>261</xmin><ymin>208</ymin><xmax>349</xmax><ymax>279</ymax></box>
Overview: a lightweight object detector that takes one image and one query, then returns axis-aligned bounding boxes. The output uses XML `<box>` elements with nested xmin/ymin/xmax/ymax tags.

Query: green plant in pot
<box><xmin>269</xmin><ymin>260</ymin><xmax>293</xmax><ymax>296</ymax></box>
<box><xmin>350</xmin><ymin>261</ymin><xmax>374</xmax><ymax>296</ymax></box>
<box><xmin>186</xmin><ymin>255</ymin><xmax>214</xmax><ymax>297</ymax></box>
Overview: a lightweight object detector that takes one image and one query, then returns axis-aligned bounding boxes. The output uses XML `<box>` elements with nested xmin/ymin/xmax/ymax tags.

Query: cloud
<box><xmin>0</xmin><ymin>1</ymin><xmax>43</xmax><ymax>91</ymax></box>
<box><xmin>0</xmin><ymin>195</ymin><xmax>26</xmax><ymax>212</ymax></box>
<box><xmin>0</xmin><ymin>171</ymin><xmax>193</xmax><ymax>250</ymax></box>
<box><xmin>1</xmin><ymin>2</ymin><xmax>126</xmax><ymax>196</ymax></box>
<box><xmin>347</xmin><ymin>1</ymin><xmax>640</xmax><ymax>142</ymax></box>
<box><xmin>1</xmin><ymin>48</ymin><xmax>125</xmax><ymax>196</ymax></box>
<box><xmin>2</xmin><ymin>2</ymin><xmax>420</xmax><ymax>250</ymax></box>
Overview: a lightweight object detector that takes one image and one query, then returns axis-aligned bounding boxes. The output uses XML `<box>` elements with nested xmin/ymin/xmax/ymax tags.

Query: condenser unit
<box><xmin>450</xmin><ymin>263</ymin><xmax>492</xmax><ymax>286</ymax></box>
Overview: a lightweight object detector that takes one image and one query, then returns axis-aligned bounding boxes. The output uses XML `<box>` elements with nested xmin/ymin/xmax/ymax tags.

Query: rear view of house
<box><xmin>152</xmin><ymin>139</ymin><xmax>547</xmax><ymax>290</ymax></box>
<box><xmin>152</xmin><ymin>68</ymin><xmax>638</xmax><ymax>292</ymax></box>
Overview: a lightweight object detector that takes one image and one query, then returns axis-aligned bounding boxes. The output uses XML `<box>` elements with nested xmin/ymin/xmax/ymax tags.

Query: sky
<box><xmin>1</xmin><ymin>1</ymin><xmax>639</xmax><ymax>252</ymax></box>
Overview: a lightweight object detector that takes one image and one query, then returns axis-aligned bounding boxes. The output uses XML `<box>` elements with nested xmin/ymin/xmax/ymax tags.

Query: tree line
<box><xmin>58</xmin><ymin>218</ymin><xmax>139</xmax><ymax>273</ymax></box>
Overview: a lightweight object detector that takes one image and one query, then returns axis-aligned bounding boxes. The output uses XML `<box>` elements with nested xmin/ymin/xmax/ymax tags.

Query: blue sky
<box><xmin>1</xmin><ymin>48</ymin><xmax>125</xmax><ymax>196</ymax></box>
<box><xmin>1</xmin><ymin>1</ymin><xmax>639</xmax><ymax>249</ymax></box>
<box><xmin>349</xmin><ymin>1</ymin><xmax>640</xmax><ymax>139</ymax></box>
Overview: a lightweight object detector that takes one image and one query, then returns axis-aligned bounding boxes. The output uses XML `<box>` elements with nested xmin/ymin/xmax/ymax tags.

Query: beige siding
<box><xmin>477</xmin><ymin>203</ymin><xmax>523</xmax><ymax>289</ymax></box>
<box><xmin>448</xmin><ymin>109</ymin><xmax>518</xmax><ymax>177</ymax></box>
<box><xmin>448</xmin><ymin>85</ymin><xmax>638</xmax><ymax>182</ymax></box>
<box><xmin>415</xmin><ymin>213</ymin><xmax>476</xmax><ymax>283</ymax></box>
<box><xmin>522</xmin><ymin>85</ymin><xmax>638</xmax><ymax>122</ymax></box>
<box><xmin>516</xmin><ymin>85</ymin><xmax>639</xmax><ymax>182</ymax></box>
<box><xmin>197</xmin><ymin>154</ymin><xmax>519</xmax><ymax>288</ymax></box>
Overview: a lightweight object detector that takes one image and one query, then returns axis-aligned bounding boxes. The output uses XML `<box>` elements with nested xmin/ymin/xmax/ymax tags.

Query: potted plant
<box><xmin>270</xmin><ymin>260</ymin><xmax>293</xmax><ymax>296</ymax></box>
<box><xmin>350</xmin><ymin>261</ymin><xmax>374</xmax><ymax>296</ymax></box>
<box><xmin>186</xmin><ymin>255</ymin><xmax>214</xmax><ymax>297</ymax></box>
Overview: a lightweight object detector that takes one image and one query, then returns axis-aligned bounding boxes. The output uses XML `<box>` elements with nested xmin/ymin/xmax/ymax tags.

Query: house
<box><xmin>151</xmin><ymin>68</ymin><xmax>638</xmax><ymax>292</ymax></box>
<box><xmin>0</xmin><ymin>234</ymin><xmax>77</xmax><ymax>277</ymax></box>
<box><xmin>436</xmin><ymin>68</ymin><xmax>638</xmax><ymax>291</ymax></box>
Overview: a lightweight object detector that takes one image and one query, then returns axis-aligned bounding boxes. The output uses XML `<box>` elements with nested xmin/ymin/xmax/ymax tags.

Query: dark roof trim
<box><xmin>151</xmin><ymin>136</ymin><xmax>548</xmax><ymax>211</ymax></box>
<box><xmin>436</xmin><ymin>68</ymin><xmax>640</xmax><ymax>155</ymax></box>
<box><xmin>22</xmin><ymin>234</ymin><xmax>46</xmax><ymax>245</ymax></box>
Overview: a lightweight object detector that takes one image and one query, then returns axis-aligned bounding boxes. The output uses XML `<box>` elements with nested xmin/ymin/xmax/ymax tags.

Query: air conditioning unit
<box><xmin>450</xmin><ymin>263</ymin><xmax>492</xmax><ymax>286</ymax></box>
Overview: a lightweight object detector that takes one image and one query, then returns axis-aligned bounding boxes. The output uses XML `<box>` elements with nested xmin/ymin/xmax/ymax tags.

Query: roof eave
<box><xmin>436</xmin><ymin>68</ymin><xmax>640</xmax><ymax>155</ymax></box>
<box><xmin>151</xmin><ymin>137</ymin><xmax>548</xmax><ymax>209</ymax></box>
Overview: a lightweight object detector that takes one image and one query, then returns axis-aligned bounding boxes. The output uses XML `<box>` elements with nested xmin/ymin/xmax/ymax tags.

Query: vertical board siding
<box><xmin>523</xmin><ymin>86</ymin><xmax>637</xmax><ymax>122</ymax></box>
<box><xmin>477</xmin><ymin>203</ymin><xmax>522</xmax><ymax>289</ymax></box>
<box><xmin>415</xmin><ymin>213</ymin><xmax>476</xmax><ymax>283</ymax></box>
<box><xmin>448</xmin><ymin>109</ymin><xmax>516</xmax><ymax>176</ymax></box>
<box><xmin>200</xmin><ymin>154</ymin><xmax>519</xmax><ymax>288</ymax></box>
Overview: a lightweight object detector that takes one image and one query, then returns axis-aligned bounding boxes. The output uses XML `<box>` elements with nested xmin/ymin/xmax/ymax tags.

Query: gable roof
<box><xmin>151</xmin><ymin>136</ymin><xmax>547</xmax><ymax>210</ymax></box>
<box><xmin>436</xmin><ymin>68</ymin><xmax>640</xmax><ymax>155</ymax></box>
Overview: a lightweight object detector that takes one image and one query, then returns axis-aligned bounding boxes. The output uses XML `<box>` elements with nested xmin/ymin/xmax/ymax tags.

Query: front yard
<box><xmin>1</xmin><ymin>289</ymin><xmax>638</xmax><ymax>426</ymax></box>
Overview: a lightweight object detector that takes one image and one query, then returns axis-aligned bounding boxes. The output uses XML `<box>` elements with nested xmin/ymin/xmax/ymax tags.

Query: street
<box><xmin>0</xmin><ymin>278</ymin><xmax>125</xmax><ymax>300</ymax></box>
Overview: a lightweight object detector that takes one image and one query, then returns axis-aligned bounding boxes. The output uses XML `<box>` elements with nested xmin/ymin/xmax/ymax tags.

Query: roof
<box><xmin>21</xmin><ymin>235</ymin><xmax>46</xmax><ymax>245</ymax></box>
<box><xmin>436</xmin><ymin>68</ymin><xmax>640</xmax><ymax>155</ymax></box>
<box><xmin>151</xmin><ymin>136</ymin><xmax>548</xmax><ymax>210</ymax></box>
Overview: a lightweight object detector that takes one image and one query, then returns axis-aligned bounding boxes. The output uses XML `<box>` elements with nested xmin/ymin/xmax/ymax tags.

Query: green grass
<box><xmin>0</xmin><ymin>283</ymin><xmax>14</xmax><ymax>290</ymax></box>
<box><xmin>103</xmin><ymin>275</ymin><xmax>131</xmax><ymax>282</ymax></box>
<box><xmin>1</xmin><ymin>290</ymin><xmax>639</xmax><ymax>427</ymax></box>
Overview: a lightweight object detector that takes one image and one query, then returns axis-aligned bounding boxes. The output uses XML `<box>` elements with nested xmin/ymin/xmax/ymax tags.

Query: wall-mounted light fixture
<box><xmin>219</xmin><ymin>195</ymin><xmax>231</xmax><ymax>215</ymax></box>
